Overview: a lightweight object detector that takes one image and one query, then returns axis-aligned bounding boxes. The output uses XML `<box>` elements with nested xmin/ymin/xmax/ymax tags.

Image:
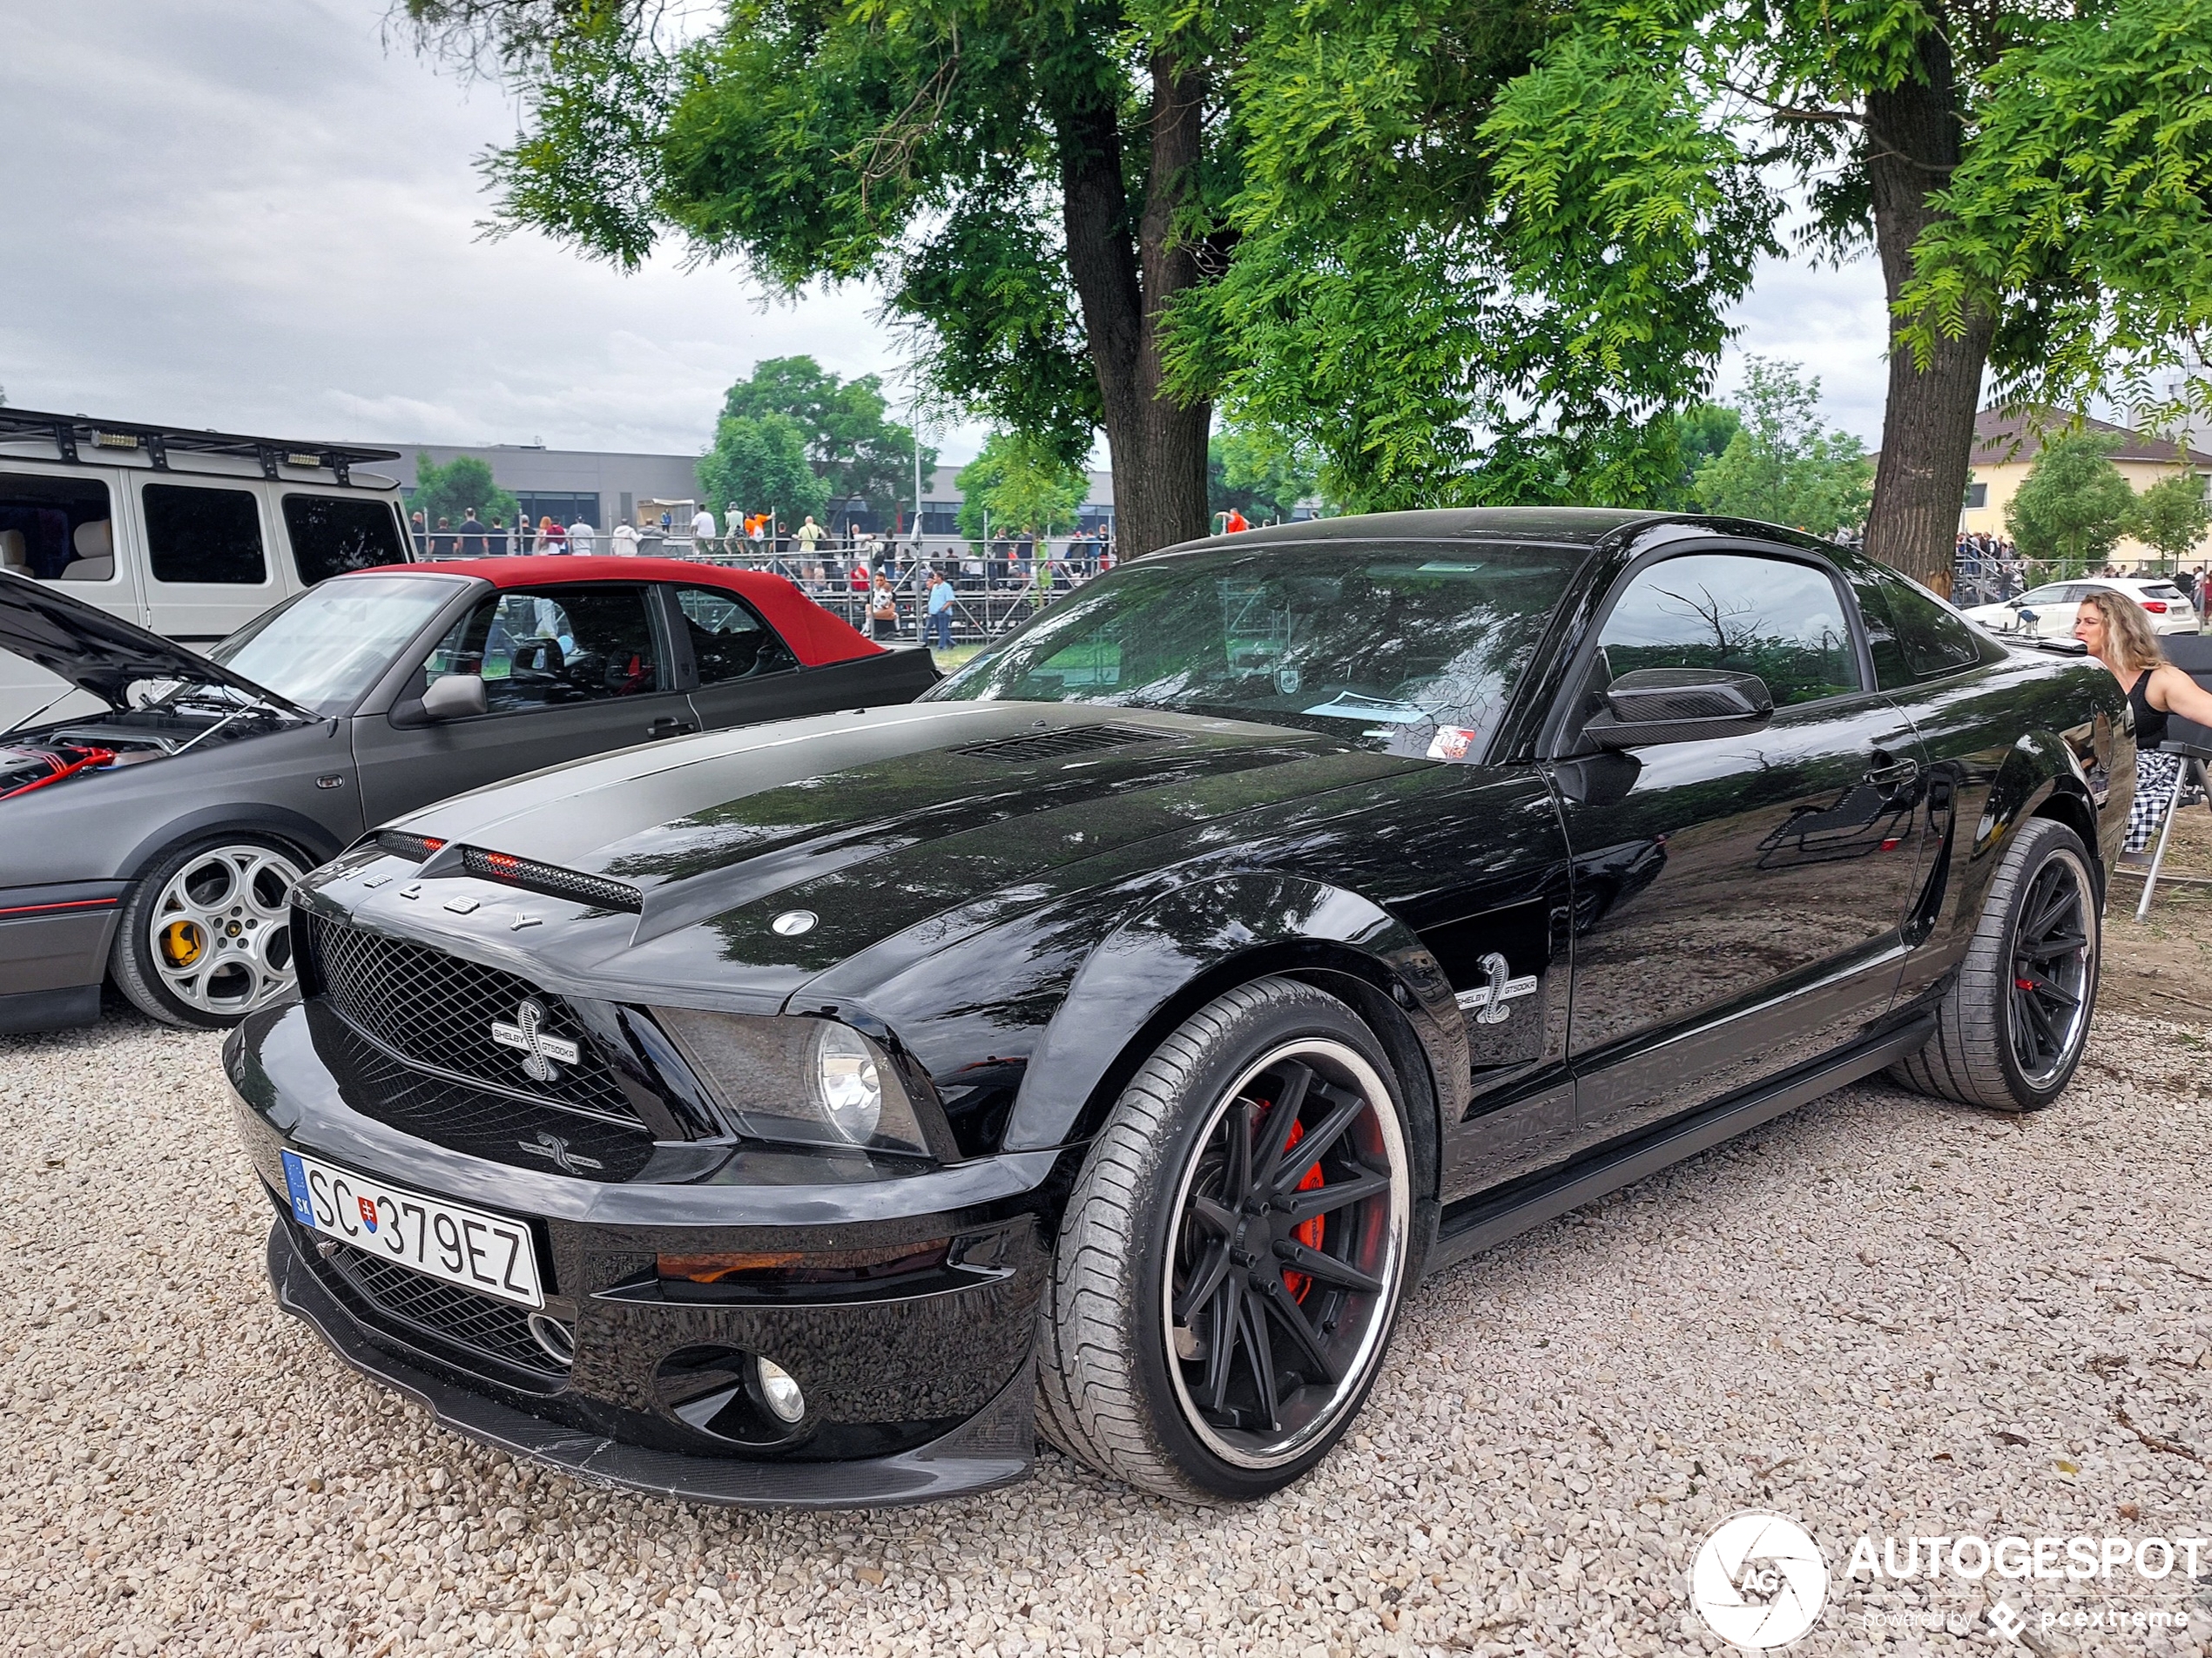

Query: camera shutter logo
<box><xmin>490</xmin><ymin>998</ymin><xmax>581</xmax><ymax>1084</ymax></box>
<box><xmin>1689</xmin><ymin>1513</ymin><xmax>1829</xmax><ymax>1649</ymax></box>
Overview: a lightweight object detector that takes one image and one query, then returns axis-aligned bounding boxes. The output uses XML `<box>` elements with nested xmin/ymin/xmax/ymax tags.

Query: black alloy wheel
<box><xmin>1037</xmin><ymin>978</ymin><xmax>1417</xmax><ymax>1500</ymax></box>
<box><xmin>1889</xmin><ymin>816</ymin><xmax>2101</xmax><ymax>1111</ymax></box>
<box><xmin>1163</xmin><ymin>1041</ymin><xmax>1407</xmax><ymax>1468</ymax></box>
<box><xmin>2007</xmin><ymin>848</ymin><xmax>2095</xmax><ymax>1088</ymax></box>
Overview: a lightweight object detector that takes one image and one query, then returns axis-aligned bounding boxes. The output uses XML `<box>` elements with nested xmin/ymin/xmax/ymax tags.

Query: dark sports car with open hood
<box><xmin>226</xmin><ymin>509</ymin><xmax>2125</xmax><ymax>1508</ymax></box>
<box><xmin>0</xmin><ymin>557</ymin><xmax>928</xmax><ymax>1033</ymax></box>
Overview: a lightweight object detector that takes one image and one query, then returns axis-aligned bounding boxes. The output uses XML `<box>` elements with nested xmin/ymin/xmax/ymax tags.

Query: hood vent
<box><xmin>954</xmin><ymin>722</ymin><xmax>1175</xmax><ymax>764</ymax></box>
<box><xmin>460</xmin><ymin>846</ymin><xmax>643</xmax><ymax>913</ymax></box>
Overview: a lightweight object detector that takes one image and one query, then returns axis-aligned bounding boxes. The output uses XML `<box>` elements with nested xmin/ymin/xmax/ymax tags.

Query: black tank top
<box><xmin>2128</xmin><ymin>670</ymin><xmax>2168</xmax><ymax>749</ymax></box>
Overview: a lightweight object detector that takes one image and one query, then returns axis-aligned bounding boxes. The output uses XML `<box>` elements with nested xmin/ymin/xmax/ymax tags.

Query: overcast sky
<box><xmin>1</xmin><ymin>1</ymin><xmax>1896</xmax><ymax>464</ymax></box>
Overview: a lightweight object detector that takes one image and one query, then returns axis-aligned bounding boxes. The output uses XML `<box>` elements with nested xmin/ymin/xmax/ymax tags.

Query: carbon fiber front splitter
<box><xmin>266</xmin><ymin>1221</ymin><xmax>1036</xmax><ymax>1509</ymax></box>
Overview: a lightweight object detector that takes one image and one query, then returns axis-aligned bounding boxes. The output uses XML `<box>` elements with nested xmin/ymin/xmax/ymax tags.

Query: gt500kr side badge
<box><xmin>1456</xmin><ymin>951</ymin><xmax>1537</xmax><ymax>1025</ymax></box>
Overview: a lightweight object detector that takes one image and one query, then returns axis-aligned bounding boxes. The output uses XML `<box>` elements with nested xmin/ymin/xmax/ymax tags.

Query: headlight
<box><xmin>651</xmin><ymin>1008</ymin><xmax>937</xmax><ymax>1157</ymax></box>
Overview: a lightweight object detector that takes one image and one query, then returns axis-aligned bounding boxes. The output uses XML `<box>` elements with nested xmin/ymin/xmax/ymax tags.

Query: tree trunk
<box><xmin>1862</xmin><ymin>31</ymin><xmax>1994</xmax><ymax>598</ymax></box>
<box><xmin>1055</xmin><ymin>56</ymin><xmax>1212</xmax><ymax>557</ymax></box>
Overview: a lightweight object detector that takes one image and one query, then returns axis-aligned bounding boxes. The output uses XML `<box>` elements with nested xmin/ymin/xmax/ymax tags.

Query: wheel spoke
<box><xmin>2024</xmin><ymin>879</ymin><xmax>2078</xmax><ymax>944</ymax></box>
<box><xmin>1173</xmin><ymin>1239</ymin><xmax>1232</xmax><ymax>1325</ymax></box>
<box><xmin>1272</xmin><ymin>1086</ymin><xmax>1366</xmax><ymax>1196</ymax></box>
<box><xmin>1225</xmin><ymin>1095</ymin><xmax>1254</xmax><ymax>1205</ymax></box>
<box><xmin>1278</xmin><ymin>1166</ymin><xmax>1392</xmax><ymax>1224</ymax></box>
<box><xmin>1201</xmin><ymin>1275</ymin><xmax>1245</xmax><ymax>1412</ymax></box>
<box><xmin>1273</xmin><ymin>1237</ymin><xmax>1385</xmax><ymax>1296</ymax></box>
<box><xmin>1256</xmin><ymin>1274</ymin><xmax>1341</xmax><ymax>1385</ymax></box>
<box><xmin>1250</xmin><ymin>1062</ymin><xmax>1312</xmax><ymax>1187</ymax></box>
<box><xmin>1239</xmin><ymin>1297</ymin><xmax>1279</xmax><ymax>1432</ymax></box>
<box><xmin>1189</xmin><ymin>1194</ymin><xmax>1238</xmax><ymax>1237</ymax></box>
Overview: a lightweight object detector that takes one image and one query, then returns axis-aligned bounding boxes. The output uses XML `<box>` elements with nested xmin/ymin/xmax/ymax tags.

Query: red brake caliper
<box><xmin>1277</xmin><ymin>1118</ymin><xmax>1326</xmax><ymax>1302</ymax></box>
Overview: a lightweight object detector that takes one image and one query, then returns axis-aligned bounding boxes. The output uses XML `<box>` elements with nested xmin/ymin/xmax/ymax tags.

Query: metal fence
<box><xmin>409</xmin><ymin>532</ymin><xmax>1112</xmax><ymax>646</ymax></box>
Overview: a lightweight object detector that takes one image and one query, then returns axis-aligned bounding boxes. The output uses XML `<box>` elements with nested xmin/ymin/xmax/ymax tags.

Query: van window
<box><xmin>0</xmin><ymin>471</ymin><xmax>115</xmax><ymax>581</ymax></box>
<box><xmin>283</xmin><ymin>494</ymin><xmax>407</xmax><ymax>584</ymax></box>
<box><xmin>145</xmin><ymin>483</ymin><xmax>266</xmax><ymax>584</ymax></box>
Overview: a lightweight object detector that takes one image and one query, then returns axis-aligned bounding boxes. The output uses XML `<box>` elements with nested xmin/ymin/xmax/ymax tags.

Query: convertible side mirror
<box><xmin>419</xmin><ymin>673</ymin><xmax>489</xmax><ymax>722</ymax></box>
<box><xmin>1585</xmin><ymin>667</ymin><xmax>1773</xmax><ymax>750</ymax></box>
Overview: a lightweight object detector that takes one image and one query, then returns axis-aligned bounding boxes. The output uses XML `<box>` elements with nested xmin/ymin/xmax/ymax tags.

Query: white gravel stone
<box><xmin>1</xmin><ymin>1009</ymin><xmax>2207</xmax><ymax>1657</ymax></box>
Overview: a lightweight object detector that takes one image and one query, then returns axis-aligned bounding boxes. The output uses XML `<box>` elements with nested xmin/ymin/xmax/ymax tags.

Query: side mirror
<box><xmin>419</xmin><ymin>673</ymin><xmax>489</xmax><ymax>722</ymax></box>
<box><xmin>1585</xmin><ymin>667</ymin><xmax>1773</xmax><ymax>750</ymax></box>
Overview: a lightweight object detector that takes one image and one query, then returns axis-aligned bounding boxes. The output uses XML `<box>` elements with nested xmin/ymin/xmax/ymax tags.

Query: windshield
<box><xmin>925</xmin><ymin>540</ymin><xmax>1588</xmax><ymax>758</ymax></box>
<box><xmin>207</xmin><ymin>575</ymin><xmax>462</xmax><ymax>715</ymax></box>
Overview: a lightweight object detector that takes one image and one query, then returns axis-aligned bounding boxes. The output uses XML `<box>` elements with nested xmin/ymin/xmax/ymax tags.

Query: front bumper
<box><xmin>267</xmin><ymin>1221</ymin><xmax>1035</xmax><ymax>1507</ymax></box>
<box><xmin>230</xmin><ymin>1000</ymin><xmax>1062</xmax><ymax>1508</ymax></box>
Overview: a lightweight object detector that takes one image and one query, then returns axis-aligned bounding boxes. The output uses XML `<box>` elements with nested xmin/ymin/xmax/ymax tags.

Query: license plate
<box><xmin>279</xmin><ymin>1150</ymin><xmax>544</xmax><ymax>1309</ymax></box>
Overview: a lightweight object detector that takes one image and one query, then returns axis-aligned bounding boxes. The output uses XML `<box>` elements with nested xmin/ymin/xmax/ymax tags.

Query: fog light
<box><xmin>757</xmin><ymin>1356</ymin><xmax>806</xmax><ymax>1424</ymax></box>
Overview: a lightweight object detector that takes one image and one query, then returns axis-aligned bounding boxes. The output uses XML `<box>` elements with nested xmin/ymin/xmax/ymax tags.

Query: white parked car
<box><xmin>1960</xmin><ymin>576</ymin><xmax>2200</xmax><ymax>641</ymax></box>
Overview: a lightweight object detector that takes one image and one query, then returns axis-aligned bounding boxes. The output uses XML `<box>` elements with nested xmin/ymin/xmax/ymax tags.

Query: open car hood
<box><xmin>0</xmin><ymin>570</ymin><xmax>307</xmax><ymax>719</ymax></box>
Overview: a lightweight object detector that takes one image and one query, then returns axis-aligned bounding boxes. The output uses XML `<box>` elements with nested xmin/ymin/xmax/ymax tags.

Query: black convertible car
<box><xmin>226</xmin><ymin>509</ymin><xmax>2123</xmax><ymax>1507</ymax></box>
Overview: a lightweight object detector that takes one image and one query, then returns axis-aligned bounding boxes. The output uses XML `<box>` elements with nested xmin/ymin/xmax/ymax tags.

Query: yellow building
<box><xmin>1959</xmin><ymin>408</ymin><xmax>2212</xmax><ymax>569</ymax></box>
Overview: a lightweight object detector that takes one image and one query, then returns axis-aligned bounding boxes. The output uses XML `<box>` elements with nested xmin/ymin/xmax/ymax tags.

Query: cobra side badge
<box><xmin>1456</xmin><ymin>951</ymin><xmax>1537</xmax><ymax>1025</ymax></box>
<box><xmin>491</xmin><ymin>998</ymin><xmax>581</xmax><ymax>1082</ymax></box>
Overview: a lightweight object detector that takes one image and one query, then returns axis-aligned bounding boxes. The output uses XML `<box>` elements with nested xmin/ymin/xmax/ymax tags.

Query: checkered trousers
<box><xmin>2127</xmin><ymin>749</ymin><xmax>2184</xmax><ymax>853</ymax></box>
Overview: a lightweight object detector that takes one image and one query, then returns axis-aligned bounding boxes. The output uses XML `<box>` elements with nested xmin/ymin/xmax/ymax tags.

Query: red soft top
<box><xmin>371</xmin><ymin>556</ymin><xmax>881</xmax><ymax>668</ymax></box>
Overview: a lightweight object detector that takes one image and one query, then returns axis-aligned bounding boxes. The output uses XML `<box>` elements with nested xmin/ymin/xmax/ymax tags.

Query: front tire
<box><xmin>1889</xmin><ymin>816</ymin><xmax>2100</xmax><ymax>1111</ymax></box>
<box><xmin>111</xmin><ymin>836</ymin><xmax>307</xmax><ymax>1028</ymax></box>
<box><xmin>1035</xmin><ymin>977</ymin><xmax>1416</xmax><ymax>1501</ymax></box>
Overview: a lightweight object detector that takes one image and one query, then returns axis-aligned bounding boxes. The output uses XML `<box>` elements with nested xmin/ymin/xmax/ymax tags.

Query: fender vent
<box><xmin>954</xmin><ymin>723</ymin><xmax>1173</xmax><ymax>763</ymax></box>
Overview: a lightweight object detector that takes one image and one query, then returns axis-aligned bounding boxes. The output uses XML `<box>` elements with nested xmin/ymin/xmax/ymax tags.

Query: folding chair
<box><xmin>2132</xmin><ymin>633</ymin><xmax>2212</xmax><ymax>919</ymax></box>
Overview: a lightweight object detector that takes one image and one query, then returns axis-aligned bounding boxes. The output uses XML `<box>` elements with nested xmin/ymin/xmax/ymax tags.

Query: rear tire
<box><xmin>1888</xmin><ymin>816</ymin><xmax>2099</xmax><ymax>1111</ymax></box>
<box><xmin>1035</xmin><ymin>977</ymin><xmax>1416</xmax><ymax>1501</ymax></box>
<box><xmin>111</xmin><ymin>835</ymin><xmax>307</xmax><ymax>1028</ymax></box>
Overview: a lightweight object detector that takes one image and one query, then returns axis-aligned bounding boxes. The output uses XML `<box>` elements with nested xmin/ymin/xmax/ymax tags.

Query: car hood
<box><xmin>391</xmin><ymin>700</ymin><xmax>1424</xmax><ymax>973</ymax></box>
<box><xmin>0</xmin><ymin>570</ymin><xmax>301</xmax><ymax>716</ymax></box>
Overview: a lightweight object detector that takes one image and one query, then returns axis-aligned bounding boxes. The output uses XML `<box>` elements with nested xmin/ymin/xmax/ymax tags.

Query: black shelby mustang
<box><xmin>227</xmin><ymin>509</ymin><xmax>2124</xmax><ymax>1507</ymax></box>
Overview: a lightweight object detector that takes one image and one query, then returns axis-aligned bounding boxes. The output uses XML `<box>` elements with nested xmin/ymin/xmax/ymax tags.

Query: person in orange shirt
<box><xmin>1218</xmin><ymin>507</ymin><xmax>1250</xmax><ymax>534</ymax></box>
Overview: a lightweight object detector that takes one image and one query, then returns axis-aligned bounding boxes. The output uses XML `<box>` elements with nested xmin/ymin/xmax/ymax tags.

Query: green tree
<box><xmin>1208</xmin><ymin>427</ymin><xmax>1320</xmax><ymax>525</ymax></box>
<box><xmin>698</xmin><ymin>413</ymin><xmax>829</xmax><ymax>528</ymax></box>
<box><xmin>2133</xmin><ymin>469</ymin><xmax>2212</xmax><ymax>568</ymax></box>
<box><xmin>402</xmin><ymin>0</ymin><xmax>1243</xmax><ymax>556</ymax></box>
<box><xmin>1672</xmin><ymin>404</ymin><xmax>1742</xmax><ymax>509</ymax></box>
<box><xmin>1690</xmin><ymin>360</ymin><xmax>1873</xmax><ymax>536</ymax></box>
<box><xmin>410</xmin><ymin>454</ymin><xmax>518</xmax><ymax>532</ymax></box>
<box><xmin>717</xmin><ymin>357</ymin><xmax>933</xmax><ymax>526</ymax></box>
<box><xmin>954</xmin><ymin>434</ymin><xmax>1089</xmax><ymax>541</ymax></box>
<box><xmin>2003</xmin><ymin>429</ymin><xmax>2137</xmax><ymax>568</ymax></box>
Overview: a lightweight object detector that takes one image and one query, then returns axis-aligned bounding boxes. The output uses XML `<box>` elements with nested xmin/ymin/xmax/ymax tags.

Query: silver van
<box><xmin>0</xmin><ymin>408</ymin><xmax>412</xmax><ymax>727</ymax></box>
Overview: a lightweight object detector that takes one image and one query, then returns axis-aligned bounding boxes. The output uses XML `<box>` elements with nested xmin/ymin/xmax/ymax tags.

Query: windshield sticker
<box><xmin>1302</xmin><ymin>691</ymin><xmax>1427</xmax><ymax>724</ymax></box>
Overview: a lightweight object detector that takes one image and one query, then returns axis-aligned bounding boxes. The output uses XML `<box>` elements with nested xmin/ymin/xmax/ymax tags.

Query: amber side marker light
<box><xmin>658</xmin><ymin>1239</ymin><xmax>950</xmax><ymax>1286</ymax></box>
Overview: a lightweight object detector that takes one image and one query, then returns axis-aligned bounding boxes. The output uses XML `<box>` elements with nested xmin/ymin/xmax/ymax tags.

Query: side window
<box><xmin>1596</xmin><ymin>553</ymin><xmax>1860</xmax><ymax>707</ymax></box>
<box><xmin>420</xmin><ymin>584</ymin><xmax>664</xmax><ymax>712</ymax></box>
<box><xmin>1869</xmin><ymin>565</ymin><xmax>1984</xmax><ymax>678</ymax></box>
<box><xmin>672</xmin><ymin>585</ymin><xmax>795</xmax><ymax>684</ymax></box>
<box><xmin>284</xmin><ymin>495</ymin><xmax>407</xmax><ymax>584</ymax></box>
<box><xmin>0</xmin><ymin>471</ymin><xmax>114</xmax><ymax>581</ymax></box>
<box><xmin>145</xmin><ymin>483</ymin><xmax>266</xmax><ymax>584</ymax></box>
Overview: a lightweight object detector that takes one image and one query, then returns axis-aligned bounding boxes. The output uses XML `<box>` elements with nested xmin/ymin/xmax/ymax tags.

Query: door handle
<box><xmin>1864</xmin><ymin>756</ymin><xmax>1920</xmax><ymax>788</ymax></box>
<box><xmin>648</xmin><ymin>717</ymin><xmax>696</xmax><ymax>739</ymax></box>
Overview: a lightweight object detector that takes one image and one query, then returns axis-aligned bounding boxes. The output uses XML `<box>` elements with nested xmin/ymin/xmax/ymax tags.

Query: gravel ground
<box><xmin>2</xmin><ymin>1009</ymin><xmax>2207</xmax><ymax>1658</ymax></box>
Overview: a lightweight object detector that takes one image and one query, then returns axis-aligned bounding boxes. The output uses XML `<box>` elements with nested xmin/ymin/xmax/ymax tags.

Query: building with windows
<box><xmin>1958</xmin><ymin>408</ymin><xmax>2212</xmax><ymax>566</ymax></box>
<box><xmin>388</xmin><ymin>447</ymin><xmax>1123</xmax><ymax>539</ymax></box>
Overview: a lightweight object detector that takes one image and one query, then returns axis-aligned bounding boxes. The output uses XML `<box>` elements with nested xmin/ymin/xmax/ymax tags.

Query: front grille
<box><xmin>954</xmin><ymin>722</ymin><xmax>1171</xmax><ymax>763</ymax></box>
<box><xmin>304</xmin><ymin>913</ymin><xmax>641</xmax><ymax>1124</ymax></box>
<box><xmin>314</xmin><ymin>1229</ymin><xmax>563</xmax><ymax>1379</ymax></box>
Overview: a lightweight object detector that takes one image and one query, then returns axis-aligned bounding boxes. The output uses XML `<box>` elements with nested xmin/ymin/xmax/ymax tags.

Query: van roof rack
<box><xmin>0</xmin><ymin>407</ymin><xmax>401</xmax><ymax>487</ymax></box>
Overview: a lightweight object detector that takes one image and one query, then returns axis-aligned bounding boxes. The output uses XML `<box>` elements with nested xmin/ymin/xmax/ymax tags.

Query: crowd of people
<box><xmin>1954</xmin><ymin>531</ymin><xmax>2208</xmax><ymax>613</ymax></box>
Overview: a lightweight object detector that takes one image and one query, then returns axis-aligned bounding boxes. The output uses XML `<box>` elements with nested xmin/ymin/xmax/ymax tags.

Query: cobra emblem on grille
<box><xmin>490</xmin><ymin>998</ymin><xmax>582</xmax><ymax>1083</ymax></box>
<box><xmin>516</xmin><ymin>1130</ymin><xmax>604</xmax><ymax>1174</ymax></box>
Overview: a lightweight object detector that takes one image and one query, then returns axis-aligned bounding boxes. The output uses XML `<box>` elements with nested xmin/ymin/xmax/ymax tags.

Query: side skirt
<box><xmin>1424</xmin><ymin>1014</ymin><xmax>1936</xmax><ymax>1277</ymax></box>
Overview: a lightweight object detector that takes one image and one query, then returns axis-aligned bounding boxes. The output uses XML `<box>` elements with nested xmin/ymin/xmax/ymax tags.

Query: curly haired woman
<box><xmin>2073</xmin><ymin>590</ymin><xmax>2212</xmax><ymax>865</ymax></box>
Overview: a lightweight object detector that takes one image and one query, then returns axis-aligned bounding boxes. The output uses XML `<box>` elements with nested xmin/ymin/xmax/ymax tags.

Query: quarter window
<box><xmin>419</xmin><ymin>584</ymin><xmax>664</xmax><ymax>712</ymax></box>
<box><xmin>1865</xmin><ymin>565</ymin><xmax>1983</xmax><ymax>679</ymax></box>
<box><xmin>284</xmin><ymin>495</ymin><xmax>407</xmax><ymax>584</ymax></box>
<box><xmin>0</xmin><ymin>471</ymin><xmax>115</xmax><ymax>581</ymax></box>
<box><xmin>145</xmin><ymin>483</ymin><xmax>266</xmax><ymax>584</ymax></box>
<box><xmin>671</xmin><ymin>585</ymin><xmax>794</xmax><ymax>684</ymax></box>
<box><xmin>1595</xmin><ymin>553</ymin><xmax>1859</xmax><ymax>707</ymax></box>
